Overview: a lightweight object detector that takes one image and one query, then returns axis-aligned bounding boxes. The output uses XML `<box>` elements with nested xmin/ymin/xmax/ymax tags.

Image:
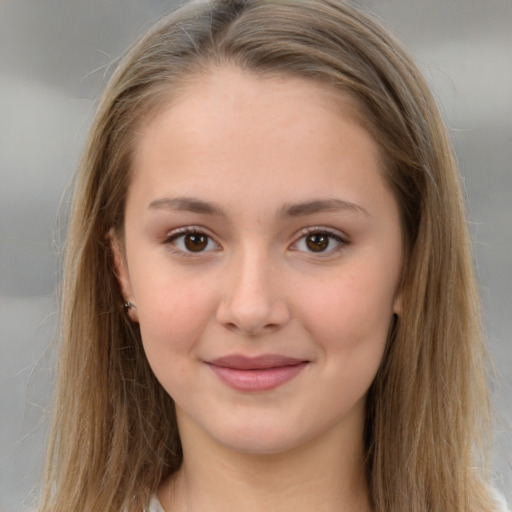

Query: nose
<box><xmin>216</xmin><ymin>250</ymin><xmax>291</xmax><ymax>336</ymax></box>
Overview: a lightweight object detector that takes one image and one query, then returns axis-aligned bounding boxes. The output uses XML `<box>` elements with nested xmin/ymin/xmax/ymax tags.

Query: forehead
<box><xmin>135</xmin><ymin>65</ymin><xmax>368</xmax><ymax>152</ymax></box>
<box><xmin>128</xmin><ymin>66</ymin><xmax>391</xmax><ymax>215</ymax></box>
<box><xmin>135</xmin><ymin>66</ymin><xmax>374</xmax><ymax>150</ymax></box>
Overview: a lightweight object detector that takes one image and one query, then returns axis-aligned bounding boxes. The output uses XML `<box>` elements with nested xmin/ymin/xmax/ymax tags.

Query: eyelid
<box><xmin>161</xmin><ymin>225</ymin><xmax>349</xmax><ymax>256</ymax></box>
<box><xmin>163</xmin><ymin>225</ymin><xmax>222</xmax><ymax>255</ymax></box>
<box><xmin>289</xmin><ymin>226</ymin><xmax>350</xmax><ymax>255</ymax></box>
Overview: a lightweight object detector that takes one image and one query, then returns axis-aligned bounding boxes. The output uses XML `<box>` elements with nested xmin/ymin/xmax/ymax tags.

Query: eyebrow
<box><xmin>148</xmin><ymin>196</ymin><xmax>226</xmax><ymax>216</ymax></box>
<box><xmin>147</xmin><ymin>196</ymin><xmax>368</xmax><ymax>218</ymax></box>
<box><xmin>280</xmin><ymin>198</ymin><xmax>369</xmax><ymax>218</ymax></box>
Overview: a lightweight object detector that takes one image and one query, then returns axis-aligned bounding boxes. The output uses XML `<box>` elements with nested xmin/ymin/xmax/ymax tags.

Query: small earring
<box><xmin>123</xmin><ymin>301</ymin><xmax>135</xmax><ymax>311</ymax></box>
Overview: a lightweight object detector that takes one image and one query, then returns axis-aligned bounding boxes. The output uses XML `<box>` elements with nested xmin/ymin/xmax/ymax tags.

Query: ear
<box><xmin>109</xmin><ymin>231</ymin><xmax>139</xmax><ymax>323</ymax></box>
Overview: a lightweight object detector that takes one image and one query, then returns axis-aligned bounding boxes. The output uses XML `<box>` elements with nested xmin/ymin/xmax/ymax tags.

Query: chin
<box><xmin>210</xmin><ymin>419</ymin><xmax>315</xmax><ymax>456</ymax></box>
<box><xmin>221</xmin><ymin>434</ymin><xmax>302</xmax><ymax>456</ymax></box>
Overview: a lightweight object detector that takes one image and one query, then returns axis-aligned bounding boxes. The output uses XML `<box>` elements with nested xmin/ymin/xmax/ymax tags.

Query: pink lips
<box><xmin>206</xmin><ymin>354</ymin><xmax>308</xmax><ymax>392</ymax></box>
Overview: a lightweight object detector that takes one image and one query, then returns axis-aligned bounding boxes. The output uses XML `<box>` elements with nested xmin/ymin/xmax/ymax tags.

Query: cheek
<box><xmin>135</xmin><ymin>274</ymin><xmax>216</xmax><ymax>359</ymax></box>
<box><xmin>297</xmin><ymin>258</ymin><xmax>397</xmax><ymax>360</ymax></box>
<box><xmin>135</xmin><ymin>277</ymin><xmax>218</xmax><ymax>400</ymax></box>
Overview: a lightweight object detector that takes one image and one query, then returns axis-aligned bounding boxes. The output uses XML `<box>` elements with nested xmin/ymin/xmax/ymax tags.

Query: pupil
<box><xmin>306</xmin><ymin>233</ymin><xmax>329</xmax><ymax>252</ymax></box>
<box><xmin>185</xmin><ymin>234</ymin><xmax>208</xmax><ymax>252</ymax></box>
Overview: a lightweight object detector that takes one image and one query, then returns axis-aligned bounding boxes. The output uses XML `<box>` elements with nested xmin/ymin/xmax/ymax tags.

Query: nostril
<box><xmin>221</xmin><ymin>320</ymin><xmax>283</xmax><ymax>337</ymax></box>
<box><xmin>224</xmin><ymin>322</ymin><xmax>238</xmax><ymax>332</ymax></box>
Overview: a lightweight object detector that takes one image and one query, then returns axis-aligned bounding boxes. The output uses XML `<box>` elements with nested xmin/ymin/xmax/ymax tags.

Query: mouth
<box><xmin>206</xmin><ymin>354</ymin><xmax>309</xmax><ymax>392</ymax></box>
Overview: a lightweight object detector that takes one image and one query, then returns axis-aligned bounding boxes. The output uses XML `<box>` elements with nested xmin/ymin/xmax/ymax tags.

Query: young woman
<box><xmin>40</xmin><ymin>0</ymin><xmax>508</xmax><ymax>510</ymax></box>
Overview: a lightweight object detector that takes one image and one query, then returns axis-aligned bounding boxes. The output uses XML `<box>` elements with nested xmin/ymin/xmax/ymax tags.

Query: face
<box><xmin>113</xmin><ymin>67</ymin><xmax>403</xmax><ymax>456</ymax></box>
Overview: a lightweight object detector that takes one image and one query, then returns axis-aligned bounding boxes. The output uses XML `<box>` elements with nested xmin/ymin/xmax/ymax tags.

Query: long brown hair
<box><xmin>41</xmin><ymin>0</ymin><xmax>495</xmax><ymax>510</ymax></box>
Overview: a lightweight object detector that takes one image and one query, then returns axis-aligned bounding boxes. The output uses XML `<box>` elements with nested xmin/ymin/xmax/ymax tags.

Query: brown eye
<box><xmin>184</xmin><ymin>233</ymin><xmax>208</xmax><ymax>252</ymax></box>
<box><xmin>292</xmin><ymin>229</ymin><xmax>346</xmax><ymax>255</ymax></box>
<box><xmin>166</xmin><ymin>229</ymin><xmax>220</xmax><ymax>254</ymax></box>
<box><xmin>305</xmin><ymin>233</ymin><xmax>330</xmax><ymax>252</ymax></box>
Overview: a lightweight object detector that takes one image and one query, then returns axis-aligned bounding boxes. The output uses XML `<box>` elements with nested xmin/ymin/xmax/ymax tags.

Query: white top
<box><xmin>147</xmin><ymin>496</ymin><xmax>165</xmax><ymax>512</ymax></box>
<box><xmin>146</xmin><ymin>490</ymin><xmax>510</xmax><ymax>512</ymax></box>
<box><xmin>492</xmin><ymin>488</ymin><xmax>511</xmax><ymax>512</ymax></box>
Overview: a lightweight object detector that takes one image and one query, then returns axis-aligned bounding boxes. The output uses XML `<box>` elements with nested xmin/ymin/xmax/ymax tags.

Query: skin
<box><xmin>113</xmin><ymin>66</ymin><xmax>403</xmax><ymax>512</ymax></box>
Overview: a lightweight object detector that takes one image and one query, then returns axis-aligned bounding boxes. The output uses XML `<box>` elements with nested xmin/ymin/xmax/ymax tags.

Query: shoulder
<box><xmin>141</xmin><ymin>492</ymin><xmax>510</xmax><ymax>512</ymax></box>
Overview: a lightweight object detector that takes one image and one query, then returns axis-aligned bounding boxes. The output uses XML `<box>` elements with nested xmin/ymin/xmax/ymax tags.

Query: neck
<box><xmin>159</xmin><ymin>412</ymin><xmax>372</xmax><ymax>512</ymax></box>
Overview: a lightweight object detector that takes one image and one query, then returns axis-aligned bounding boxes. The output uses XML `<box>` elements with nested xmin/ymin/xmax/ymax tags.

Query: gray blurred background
<box><xmin>1</xmin><ymin>1</ymin><xmax>511</xmax><ymax>510</ymax></box>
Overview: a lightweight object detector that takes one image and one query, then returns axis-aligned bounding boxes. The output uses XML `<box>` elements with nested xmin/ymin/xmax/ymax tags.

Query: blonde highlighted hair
<box><xmin>42</xmin><ymin>0</ymin><xmax>495</xmax><ymax>510</ymax></box>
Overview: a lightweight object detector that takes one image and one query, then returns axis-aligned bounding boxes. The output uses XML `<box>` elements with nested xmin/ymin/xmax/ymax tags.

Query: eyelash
<box><xmin>291</xmin><ymin>227</ymin><xmax>349</xmax><ymax>256</ymax></box>
<box><xmin>163</xmin><ymin>226</ymin><xmax>221</xmax><ymax>256</ymax></box>
<box><xmin>163</xmin><ymin>226</ymin><xmax>349</xmax><ymax>256</ymax></box>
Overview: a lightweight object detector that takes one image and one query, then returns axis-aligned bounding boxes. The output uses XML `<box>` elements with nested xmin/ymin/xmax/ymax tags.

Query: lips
<box><xmin>206</xmin><ymin>354</ymin><xmax>308</xmax><ymax>392</ymax></box>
